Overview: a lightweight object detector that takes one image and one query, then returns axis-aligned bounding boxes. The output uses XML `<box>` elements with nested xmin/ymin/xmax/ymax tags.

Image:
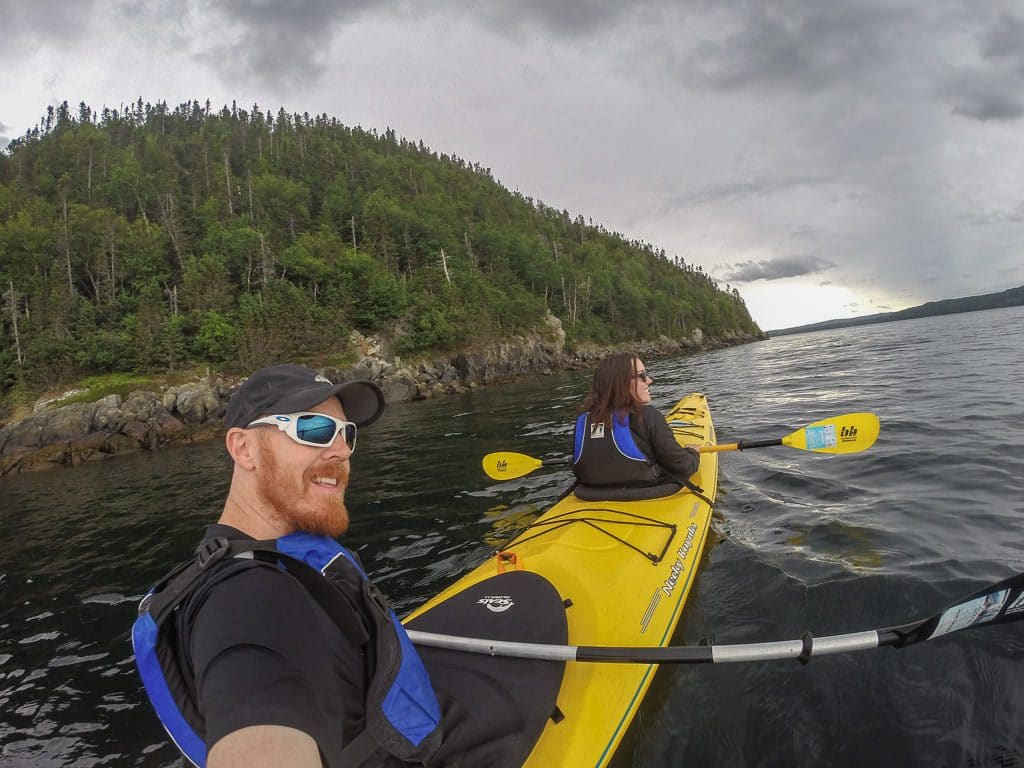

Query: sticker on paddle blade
<box><xmin>804</xmin><ymin>425</ymin><xmax>837</xmax><ymax>450</ymax></box>
<box><xmin>1006</xmin><ymin>591</ymin><xmax>1024</xmax><ymax>615</ymax></box>
<box><xmin>929</xmin><ymin>588</ymin><xmax>1010</xmax><ymax>639</ymax></box>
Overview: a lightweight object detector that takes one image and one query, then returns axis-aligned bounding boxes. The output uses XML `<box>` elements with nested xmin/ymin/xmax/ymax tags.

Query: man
<box><xmin>133</xmin><ymin>364</ymin><xmax>443</xmax><ymax>767</ymax></box>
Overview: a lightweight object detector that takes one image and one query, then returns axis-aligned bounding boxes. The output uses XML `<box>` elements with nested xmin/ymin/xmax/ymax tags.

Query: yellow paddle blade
<box><xmin>782</xmin><ymin>412</ymin><xmax>880</xmax><ymax>454</ymax></box>
<box><xmin>482</xmin><ymin>451</ymin><xmax>544</xmax><ymax>480</ymax></box>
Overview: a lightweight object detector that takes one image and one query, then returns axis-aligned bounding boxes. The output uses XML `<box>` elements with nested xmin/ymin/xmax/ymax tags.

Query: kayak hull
<box><xmin>405</xmin><ymin>393</ymin><xmax>718</xmax><ymax>767</ymax></box>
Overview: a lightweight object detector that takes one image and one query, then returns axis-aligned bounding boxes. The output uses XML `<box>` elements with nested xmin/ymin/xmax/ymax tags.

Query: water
<box><xmin>2</xmin><ymin>306</ymin><xmax>1023</xmax><ymax>767</ymax></box>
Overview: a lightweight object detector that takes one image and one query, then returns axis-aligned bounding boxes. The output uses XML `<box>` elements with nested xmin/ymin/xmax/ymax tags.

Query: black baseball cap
<box><xmin>225</xmin><ymin>364</ymin><xmax>386</xmax><ymax>429</ymax></box>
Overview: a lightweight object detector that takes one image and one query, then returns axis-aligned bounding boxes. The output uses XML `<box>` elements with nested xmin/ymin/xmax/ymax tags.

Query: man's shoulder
<box><xmin>185</xmin><ymin>525</ymin><xmax>299</xmax><ymax>603</ymax></box>
<box><xmin>193</xmin><ymin>556</ymin><xmax>308</xmax><ymax>615</ymax></box>
<box><xmin>184</xmin><ymin>557</ymin><xmax>337</xmax><ymax>664</ymax></box>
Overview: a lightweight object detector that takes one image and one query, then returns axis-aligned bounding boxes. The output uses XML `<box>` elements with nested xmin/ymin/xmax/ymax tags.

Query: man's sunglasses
<box><xmin>247</xmin><ymin>412</ymin><xmax>357</xmax><ymax>451</ymax></box>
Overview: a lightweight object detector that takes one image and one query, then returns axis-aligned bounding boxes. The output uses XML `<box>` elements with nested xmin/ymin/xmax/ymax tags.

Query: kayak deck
<box><xmin>405</xmin><ymin>392</ymin><xmax>718</xmax><ymax>767</ymax></box>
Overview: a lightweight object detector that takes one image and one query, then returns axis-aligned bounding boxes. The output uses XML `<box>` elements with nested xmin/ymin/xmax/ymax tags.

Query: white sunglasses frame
<box><xmin>246</xmin><ymin>412</ymin><xmax>357</xmax><ymax>451</ymax></box>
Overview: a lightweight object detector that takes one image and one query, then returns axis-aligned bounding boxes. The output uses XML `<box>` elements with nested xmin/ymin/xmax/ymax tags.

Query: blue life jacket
<box><xmin>132</xmin><ymin>532</ymin><xmax>442</xmax><ymax>767</ymax></box>
<box><xmin>572</xmin><ymin>411</ymin><xmax>661</xmax><ymax>488</ymax></box>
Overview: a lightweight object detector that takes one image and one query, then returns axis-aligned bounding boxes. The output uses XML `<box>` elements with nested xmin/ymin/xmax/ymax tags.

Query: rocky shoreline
<box><xmin>0</xmin><ymin>320</ymin><xmax>763</xmax><ymax>476</ymax></box>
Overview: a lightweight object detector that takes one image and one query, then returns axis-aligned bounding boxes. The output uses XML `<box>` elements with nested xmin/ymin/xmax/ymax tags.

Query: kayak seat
<box><xmin>573</xmin><ymin>481</ymin><xmax>682</xmax><ymax>502</ymax></box>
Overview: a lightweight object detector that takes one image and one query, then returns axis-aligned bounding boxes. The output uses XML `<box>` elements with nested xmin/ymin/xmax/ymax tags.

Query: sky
<box><xmin>2</xmin><ymin>1</ymin><xmax>1023</xmax><ymax>331</ymax></box>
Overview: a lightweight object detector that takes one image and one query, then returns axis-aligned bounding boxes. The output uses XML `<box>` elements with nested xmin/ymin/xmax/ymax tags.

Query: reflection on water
<box><xmin>1</xmin><ymin>306</ymin><xmax>1023</xmax><ymax>767</ymax></box>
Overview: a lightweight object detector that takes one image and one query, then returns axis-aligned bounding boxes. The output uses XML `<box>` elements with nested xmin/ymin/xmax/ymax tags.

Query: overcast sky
<box><xmin>2</xmin><ymin>0</ymin><xmax>1023</xmax><ymax>331</ymax></box>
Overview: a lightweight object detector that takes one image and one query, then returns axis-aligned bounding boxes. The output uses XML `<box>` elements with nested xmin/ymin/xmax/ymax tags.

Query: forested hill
<box><xmin>0</xmin><ymin>99</ymin><xmax>761</xmax><ymax>406</ymax></box>
<box><xmin>768</xmin><ymin>285</ymin><xmax>1024</xmax><ymax>336</ymax></box>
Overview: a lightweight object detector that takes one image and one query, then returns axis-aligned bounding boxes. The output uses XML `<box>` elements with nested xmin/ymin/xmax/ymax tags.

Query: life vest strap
<box><xmin>339</xmin><ymin>729</ymin><xmax>380</xmax><ymax>767</ymax></box>
<box><xmin>142</xmin><ymin>536</ymin><xmax>233</xmax><ymax>624</ymax></box>
<box><xmin>141</xmin><ymin>538</ymin><xmax>371</xmax><ymax>649</ymax></box>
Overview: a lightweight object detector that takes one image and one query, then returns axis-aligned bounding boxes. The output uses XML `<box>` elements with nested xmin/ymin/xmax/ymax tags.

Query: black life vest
<box><xmin>572</xmin><ymin>411</ymin><xmax>662</xmax><ymax>488</ymax></box>
<box><xmin>132</xmin><ymin>531</ymin><xmax>443</xmax><ymax>767</ymax></box>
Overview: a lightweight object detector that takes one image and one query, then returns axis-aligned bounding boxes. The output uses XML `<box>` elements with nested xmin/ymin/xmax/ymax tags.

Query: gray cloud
<box><xmin>940</xmin><ymin>11</ymin><xmax>1024</xmax><ymax>121</ymax></box>
<box><xmin>959</xmin><ymin>203</ymin><xmax>1024</xmax><ymax>227</ymax></box>
<box><xmin>945</xmin><ymin>71</ymin><xmax>1024</xmax><ymax>121</ymax></box>
<box><xmin>199</xmin><ymin>0</ymin><xmax>386</xmax><ymax>89</ymax></box>
<box><xmin>980</xmin><ymin>12</ymin><xmax>1024</xmax><ymax>67</ymax></box>
<box><xmin>720</xmin><ymin>255</ymin><xmax>837</xmax><ymax>283</ymax></box>
<box><xmin>471</xmin><ymin>0</ymin><xmax>637</xmax><ymax>38</ymax></box>
<box><xmin>198</xmin><ymin>0</ymin><xmax>640</xmax><ymax>88</ymax></box>
<box><xmin>677</xmin><ymin>2</ymin><xmax>915</xmax><ymax>93</ymax></box>
<box><xmin>670</xmin><ymin>175</ymin><xmax>829</xmax><ymax>210</ymax></box>
<box><xmin>4</xmin><ymin>0</ymin><xmax>99</xmax><ymax>46</ymax></box>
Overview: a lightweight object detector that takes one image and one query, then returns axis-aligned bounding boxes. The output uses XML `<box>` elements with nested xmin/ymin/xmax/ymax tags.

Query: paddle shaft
<box><xmin>699</xmin><ymin>438</ymin><xmax>782</xmax><ymax>453</ymax></box>
<box><xmin>541</xmin><ymin>457</ymin><xmax>572</xmax><ymax>467</ymax></box>
<box><xmin>408</xmin><ymin>569</ymin><xmax>1024</xmax><ymax>665</ymax></box>
<box><xmin>406</xmin><ymin>628</ymin><xmax>881</xmax><ymax>664</ymax></box>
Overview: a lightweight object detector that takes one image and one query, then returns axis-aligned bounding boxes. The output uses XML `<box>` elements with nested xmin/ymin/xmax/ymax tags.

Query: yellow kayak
<box><xmin>405</xmin><ymin>392</ymin><xmax>718</xmax><ymax>767</ymax></box>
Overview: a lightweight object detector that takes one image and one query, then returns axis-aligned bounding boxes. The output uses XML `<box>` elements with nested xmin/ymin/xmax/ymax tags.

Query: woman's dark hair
<box><xmin>579</xmin><ymin>352</ymin><xmax>645</xmax><ymax>426</ymax></box>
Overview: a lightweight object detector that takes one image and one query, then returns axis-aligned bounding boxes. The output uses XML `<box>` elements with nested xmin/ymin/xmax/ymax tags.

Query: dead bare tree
<box><xmin>5</xmin><ymin>280</ymin><xmax>24</xmax><ymax>366</ymax></box>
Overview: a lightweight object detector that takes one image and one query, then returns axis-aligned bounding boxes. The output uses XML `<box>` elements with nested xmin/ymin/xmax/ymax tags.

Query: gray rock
<box><xmin>380</xmin><ymin>370</ymin><xmax>418</xmax><ymax>403</ymax></box>
<box><xmin>121</xmin><ymin>391</ymin><xmax>168</xmax><ymax>423</ymax></box>
<box><xmin>166</xmin><ymin>382</ymin><xmax>222</xmax><ymax>424</ymax></box>
<box><xmin>94</xmin><ymin>396</ymin><xmax>126</xmax><ymax>433</ymax></box>
<box><xmin>3</xmin><ymin>402</ymin><xmax>98</xmax><ymax>451</ymax></box>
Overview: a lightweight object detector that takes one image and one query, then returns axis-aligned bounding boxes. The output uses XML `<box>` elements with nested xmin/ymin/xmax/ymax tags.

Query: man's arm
<box><xmin>208</xmin><ymin>724</ymin><xmax>321</xmax><ymax>767</ymax></box>
<box><xmin>186</xmin><ymin>566</ymin><xmax>368</xmax><ymax>766</ymax></box>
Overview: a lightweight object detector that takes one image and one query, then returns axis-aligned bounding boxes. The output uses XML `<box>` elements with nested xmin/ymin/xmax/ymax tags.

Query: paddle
<box><xmin>407</xmin><ymin>569</ymin><xmax>1024</xmax><ymax>664</ymax></box>
<box><xmin>482</xmin><ymin>412</ymin><xmax>880</xmax><ymax>480</ymax></box>
<box><xmin>482</xmin><ymin>452</ymin><xmax>571</xmax><ymax>480</ymax></box>
<box><xmin>696</xmin><ymin>412</ymin><xmax>879</xmax><ymax>455</ymax></box>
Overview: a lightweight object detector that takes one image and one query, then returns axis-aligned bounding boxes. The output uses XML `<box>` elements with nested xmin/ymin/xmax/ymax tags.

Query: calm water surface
<box><xmin>2</xmin><ymin>306</ymin><xmax>1023</xmax><ymax>767</ymax></box>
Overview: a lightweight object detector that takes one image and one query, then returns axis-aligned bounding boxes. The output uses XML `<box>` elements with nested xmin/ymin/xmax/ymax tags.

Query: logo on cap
<box><xmin>314</xmin><ymin>374</ymin><xmax>333</xmax><ymax>384</ymax></box>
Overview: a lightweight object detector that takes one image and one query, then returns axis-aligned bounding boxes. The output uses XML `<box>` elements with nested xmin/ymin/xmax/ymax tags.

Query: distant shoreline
<box><xmin>767</xmin><ymin>285</ymin><xmax>1024</xmax><ymax>337</ymax></box>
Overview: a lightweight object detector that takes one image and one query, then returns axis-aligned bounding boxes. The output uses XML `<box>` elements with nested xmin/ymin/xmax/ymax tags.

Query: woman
<box><xmin>572</xmin><ymin>352</ymin><xmax>700</xmax><ymax>497</ymax></box>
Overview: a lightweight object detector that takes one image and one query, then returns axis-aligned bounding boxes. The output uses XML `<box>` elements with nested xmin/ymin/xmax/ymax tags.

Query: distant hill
<box><xmin>768</xmin><ymin>285</ymin><xmax>1024</xmax><ymax>337</ymax></box>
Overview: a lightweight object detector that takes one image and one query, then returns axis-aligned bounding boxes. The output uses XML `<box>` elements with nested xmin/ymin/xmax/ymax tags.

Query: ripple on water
<box><xmin>18</xmin><ymin>632</ymin><xmax>62</xmax><ymax>645</ymax></box>
<box><xmin>82</xmin><ymin>593</ymin><xmax>136</xmax><ymax>606</ymax></box>
<box><xmin>49</xmin><ymin>653</ymin><xmax>109</xmax><ymax>668</ymax></box>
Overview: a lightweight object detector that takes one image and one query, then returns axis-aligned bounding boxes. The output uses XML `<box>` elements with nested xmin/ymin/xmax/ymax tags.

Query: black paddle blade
<box><xmin>883</xmin><ymin>571</ymin><xmax>1024</xmax><ymax>648</ymax></box>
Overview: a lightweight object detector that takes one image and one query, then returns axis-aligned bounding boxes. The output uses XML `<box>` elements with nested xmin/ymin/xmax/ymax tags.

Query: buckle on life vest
<box><xmin>195</xmin><ymin>536</ymin><xmax>230</xmax><ymax>568</ymax></box>
<box><xmin>365</xmin><ymin>581</ymin><xmax>392</xmax><ymax>616</ymax></box>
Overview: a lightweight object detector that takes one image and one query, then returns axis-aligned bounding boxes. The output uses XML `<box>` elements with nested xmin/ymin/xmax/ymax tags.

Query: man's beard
<box><xmin>257</xmin><ymin>447</ymin><xmax>351</xmax><ymax>537</ymax></box>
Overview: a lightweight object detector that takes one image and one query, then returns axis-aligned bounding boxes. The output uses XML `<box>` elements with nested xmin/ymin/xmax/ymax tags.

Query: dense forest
<box><xmin>0</xmin><ymin>99</ymin><xmax>761</xmax><ymax>410</ymax></box>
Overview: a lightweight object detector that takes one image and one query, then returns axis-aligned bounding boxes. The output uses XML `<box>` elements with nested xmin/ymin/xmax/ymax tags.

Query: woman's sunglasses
<box><xmin>247</xmin><ymin>412</ymin><xmax>357</xmax><ymax>451</ymax></box>
<box><xmin>633</xmin><ymin>370</ymin><xmax>652</xmax><ymax>382</ymax></box>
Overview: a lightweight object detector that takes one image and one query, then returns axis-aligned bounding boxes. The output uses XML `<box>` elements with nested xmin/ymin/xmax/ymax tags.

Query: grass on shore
<box><xmin>3</xmin><ymin>369</ymin><xmax>212</xmax><ymax>425</ymax></box>
<box><xmin>50</xmin><ymin>373</ymin><xmax>166</xmax><ymax>407</ymax></box>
